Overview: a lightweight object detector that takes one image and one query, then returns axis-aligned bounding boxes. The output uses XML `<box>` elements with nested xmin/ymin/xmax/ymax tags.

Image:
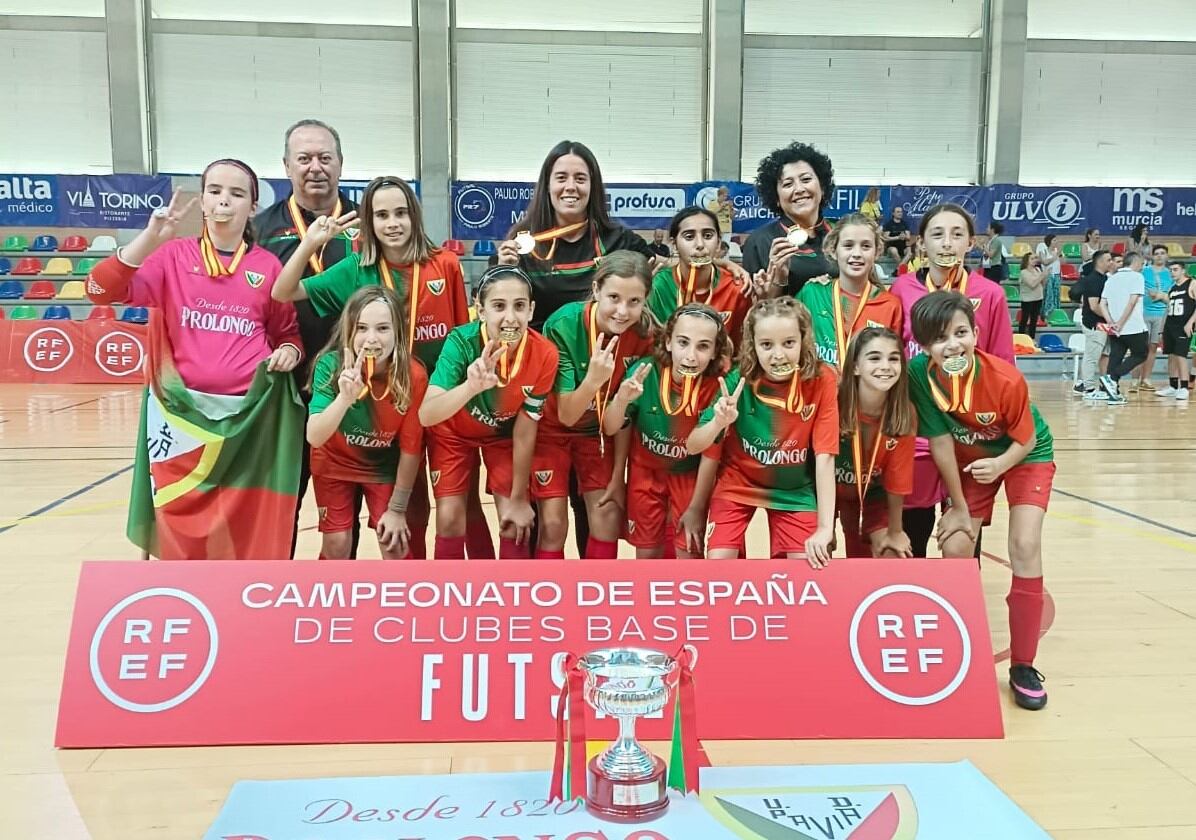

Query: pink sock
<box><xmin>1007</xmin><ymin>575</ymin><xmax>1045</xmax><ymax>667</ymax></box>
<box><xmin>434</xmin><ymin>535</ymin><xmax>467</xmax><ymax>559</ymax></box>
<box><xmin>535</xmin><ymin>548</ymin><xmax>566</xmax><ymax>559</ymax></box>
<box><xmin>499</xmin><ymin>537</ymin><xmax>530</xmax><ymax>559</ymax></box>
<box><xmin>585</xmin><ymin>537</ymin><xmax>619</xmax><ymax>559</ymax></box>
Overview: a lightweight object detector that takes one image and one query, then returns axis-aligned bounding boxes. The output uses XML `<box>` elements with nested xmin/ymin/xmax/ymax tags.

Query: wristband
<box><xmin>388</xmin><ymin>487</ymin><xmax>412</xmax><ymax>514</ymax></box>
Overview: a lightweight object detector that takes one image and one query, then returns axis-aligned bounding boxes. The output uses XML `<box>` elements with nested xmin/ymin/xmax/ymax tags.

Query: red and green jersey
<box><xmin>646</xmin><ymin>264</ymin><xmax>752</xmax><ymax>343</ymax></box>
<box><xmin>541</xmin><ymin>301</ymin><xmax>656</xmax><ymax>437</ymax></box>
<box><xmin>303</xmin><ymin>250</ymin><xmax>470</xmax><ymax>372</ymax></box>
<box><xmin>701</xmin><ymin>365</ymin><xmax>840</xmax><ymax>511</ymax></box>
<box><xmin>908</xmin><ymin>349</ymin><xmax>1054</xmax><ymax>466</ymax></box>
<box><xmin>621</xmin><ymin>357</ymin><xmax>721</xmax><ymax>474</ymax></box>
<box><xmin>834</xmin><ymin>413</ymin><xmax>915</xmax><ymax>502</ymax></box>
<box><xmin>797</xmin><ymin>279</ymin><xmax>904</xmax><ymax>369</ymax></box>
<box><xmin>428</xmin><ymin>320</ymin><xmax>559</xmax><ymax>438</ymax></box>
<box><xmin>309</xmin><ymin>350</ymin><xmax>428</xmax><ymax>484</ymax></box>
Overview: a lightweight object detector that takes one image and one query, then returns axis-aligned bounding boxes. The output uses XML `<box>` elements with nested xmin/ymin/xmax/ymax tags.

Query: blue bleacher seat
<box><xmin>0</xmin><ymin>257</ymin><xmax>11</xmax><ymax>275</ymax></box>
<box><xmin>0</xmin><ymin>280</ymin><xmax>23</xmax><ymax>299</ymax></box>
<box><xmin>1038</xmin><ymin>334</ymin><xmax>1068</xmax><ymax>353</ymax></box>
<box><xmin>473</xmin><ymin>240</ymin><xmax>497</xmax><ymax>257</ymax></box>
<box><xmin>42</xmin><ymin>305</ymin><xmax>72</xmax><ymax>321</ymax></box>
<box><xmin>30</xmin><ymin>235</ymin><xmax>58</xmax><ymax>252</ymax></box>
<box><xmin>119</xmin><ymin>306</ymin><xmax>149</xmax><ymax>324</ymax></box>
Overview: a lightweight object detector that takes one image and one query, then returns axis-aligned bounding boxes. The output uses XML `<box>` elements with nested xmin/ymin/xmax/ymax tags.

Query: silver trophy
<box><xmin>577</xmin><ymin>647</ymin><xmax>679</xmax><ymax>820</ymax></box>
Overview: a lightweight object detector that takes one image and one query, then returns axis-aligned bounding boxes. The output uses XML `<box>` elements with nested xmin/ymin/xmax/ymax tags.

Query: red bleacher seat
<box><xmin>1111</xmin><ymin>243</ymin><xmax>1125</xmax><ymax>256</ymax></box>
<box><xmin>61</xmin><ymin>235</ymin><xmax>89</xmax><ymax>252</ymax></box>
<box><xmin>441</xmin><ymin>239</ymin><xmax>466</xmax><ymax>256</ymax></box>
<box><xmin>11</xmin><ymin>257</ymin><xmax>43</xmax><ymax>275</ymax></box>
<box><xmin>25</xmin><ymin>280</ymin><xmax>57</xmax><ymax>299</ymax></box>
<box><xmin>1061</xmin><ymin>263</ymin><xmax>1079</xmax><ymax>280</ymax></box>
<box><xmin>86</xmin><ymin>305</ymin><xmax>116</xmax><ymax>320</ymax></box>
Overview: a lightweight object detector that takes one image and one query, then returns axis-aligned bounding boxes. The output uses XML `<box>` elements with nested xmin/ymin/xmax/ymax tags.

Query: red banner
<box><xmin>0</xmin><ymin>319</ymin><xmax>147</xmax><ymax>383</ymax></box>
<box><xmin>56</xmin><ymin>559</ymin><xmax>1003</xmax><ymax>748</ymax></box>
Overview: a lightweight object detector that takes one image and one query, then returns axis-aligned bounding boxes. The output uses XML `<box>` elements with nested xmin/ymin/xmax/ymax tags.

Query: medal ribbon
<box><xmin>199</xmin><ymin>227</ymin><xmax>247</xmax><ymax>278</ymax></box>
<box><xmin>357</xmin><ymin>355</ymin><xmax>392</xmax><ymax>402</ymax></box>
<box><xmin>832</xmin><ymin>280</ymin><xmax>871</xmax><ymax>367</ymax></box>
<box><xmin>526</xmin><ymin>220</ymin><xmax>589</xmax><ymax>261</ymax></box>
<box><xmin>660</xmin><ymin>367</ymin><xmax>701</xmax><ymax>416</ymax></box>
<box><xmin>751</xmin><ymin>373</ymin><xmax>804</xmax><ymax>414</ymax></box>
<box><xmin>586</xmin><ymin>302</ymin><xmax>617</xmax><ymax>453</ymax></box>
<box><xmin>666</xmin><ymin>645</ymin><xmax>709</xmax><ymax>795</ymax></box>
<box><xmin>927</xmin><ymin>357</ymin><xmax>978</xmax><ymax>413</ymax></box>
<box><xmin>379</xmin><ymin>260</ymin><xmax>419</xmax><ymax>352</ymax></box>
<box><xmin>288</xmin><ymin>195</ymin><xmax>343</xmax><ymax>274</ymax></box>
<box><xmin>480</xmin><ymin>322</ymin><xmax>528</xmax><ymax>387</ymax></box>
<box><xmin>852</xmin><ymin>416</ymin><xmax>885</xmax><ymax>522</ymax></box>
<box><xmin>924</xmin><ymin>263</ymin><xmax>968</xmax><ymax>295</ymax></box>
<box><xmin>548</xmin><ymin>653</ymin><xmax>587</xmax><ymax>802</ymax></box>
<box><xmin>675</xmin><ymin>263</ymin><xmax>714</xmax><ymax>307</ymax></box>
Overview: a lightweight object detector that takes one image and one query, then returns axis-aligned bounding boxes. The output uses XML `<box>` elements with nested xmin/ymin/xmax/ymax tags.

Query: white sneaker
<box><xmin>1177</xmin><ymin>389</ymin><xmax>1190</xmax><ymax>401</ymax></box>
<box><xmin>1157</xmin><ymin>387</ymin><xmax>1177</xmax><ymax>397</ymax></box>
<box><xmin>1083</xmin><ymin>389</ymin><xmax>1109</xmax><ymax>401</ymax></box>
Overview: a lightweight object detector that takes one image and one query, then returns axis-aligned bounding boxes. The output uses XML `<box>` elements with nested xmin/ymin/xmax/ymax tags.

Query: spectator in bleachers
<box><xmin>646</xmin><ymin>229</ymin><xmax>671</xmax><ymax>258</ymax></box>
<box><xmin>1128</xmin><ymin>223</ymin><xmax>1151</xmax><ymax>258</ymax></box>
<box><xmin>882</xmin><ymin>206</ymin><xmax>911</xmax><ymax>263</ymax></box>
<box><xmin>1080</xmin><ymin>228</ymin><xmax>1101</xmax><ymax>274</ymax></box>
<box><xmin>983</xmin><ymin>221</ymin><xmax>1012</xmax><ymax>282</ymax></box>
<box><xmin>1099</xmin><ymin>252</ymin><xmax>1149</xmax><ymax>405</ymax></box>
<box><xmin>1134</xmin><ymin>243</ymin><xmax>1173</xmax><ymax>391</ymax></box>
<box><xmin>1035</xmin><ymin>233</ymin><xmax>1062</xmax><ymax>316</ymax></box>
<box><xmin>713</xmin><ymin>186</ymin><xmax>735</xmax><ymax>243</ymax></box>
<box><xmin>1017</xmin><ymin>253</ymin><xmax>1045</xmax><ymax>338</ymax></box>
<box><xmin>1075</xmin><ymin>249</ymin><xmax>1111</xmax><ymax>400</ymax></box>
<box><xmin>860</xmin><ymin>187</ymin><xmax>883</xmax><ymax>223</ymax></box>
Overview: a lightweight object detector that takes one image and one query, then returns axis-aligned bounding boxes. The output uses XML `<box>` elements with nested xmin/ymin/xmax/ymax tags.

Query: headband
<box><xmin>201</xmin><ymin>158</ymin><xmax>259</xmax><ymax>203</ymax></box>
<box><xmin>476</xmin><ymin>264</ymin><xmax>533</xmax><ymax>295</ymax></box>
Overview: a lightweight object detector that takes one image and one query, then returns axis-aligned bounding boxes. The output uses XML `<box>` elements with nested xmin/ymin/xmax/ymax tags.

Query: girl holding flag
<box><xmin>686</xmin><ymin>297</ymin><xmax>839</xmax><ymax>565</ymax></box>
<box><xmin>798</xmin><ymin>213</ymin><xmax>904</xmax><ymax>370</ymax></box>
<box><xmin>270</xmin><ymin>176</ymin><xmax>487</xmax><ymax>558</ymax></box>
<box><xmin>307</xmin><ymin>287</ymin><xmax>427</xmax><ymax>559</ymax></box>
<box><xmin>645</xmin><ymin>207</ymin><xmax>752</xmax><ymax>343</ymax></box>
<box><xmin>603</xmin><ymin>303</ymin><xmax>732</xmax><ymax>558</ymax></box>
<box><xmin>86</xmin><ymin>159</ymin><xmax>304</xmax><ymax>560</ymax></box>
<box><xmin>419</xmin><ymin>266</ymin><xmax>560</xmax><ymax>559</ymax></box>
<box><xmin>835</xmin><ymin>328</ymin><xmax>915</xmax><ymax>557</ymax></box>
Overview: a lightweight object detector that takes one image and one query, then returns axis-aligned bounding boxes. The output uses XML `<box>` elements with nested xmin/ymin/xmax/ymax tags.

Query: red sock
<box><xmin>407</xmin><ymin>526</ymin><xmax>427</xmax><ymax>560</ymax></box>
<box><xmin>466</xmin><ymin>517</ymin><xmax>495</xmax><ymax>559</ymax></box>
<box><xmin>434</xmin><ymin>535</ymin><xmax>467</xmax><ymax>559</ymax></box>
<box><xmin>317</xmin><ymin>553</ymin><xmax>328</xmax><ymax>560</ymax></box>
<box><xmin>499</xmin><ymin>537</ymin><xmax>530</xmax><ymax>559</ymax></box>
<box><xmin>1007</xmin><ymin>575</ymin><xmax>1044</xmax><ymax>666</ymax></box>
<box><xmin>535</xmin><ymin>548</ymin><xmax>566</xmax><ymax>559</ymax></box>
<box><xmin>585</xmin><ymin>537</ymin><xmax>619</xmax><ymax>559</ymax></box>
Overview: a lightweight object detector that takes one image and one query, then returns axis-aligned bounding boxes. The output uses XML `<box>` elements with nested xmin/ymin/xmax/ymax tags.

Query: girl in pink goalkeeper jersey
<box><xmin>86</xmin><ymin>159</ymin><xmax>303</xmax><ymax>395</ymax></box>
<box><xmin>888</xmin><ymin>203</ymin><xmax>1014</xmax><ymax>557</ymax></box>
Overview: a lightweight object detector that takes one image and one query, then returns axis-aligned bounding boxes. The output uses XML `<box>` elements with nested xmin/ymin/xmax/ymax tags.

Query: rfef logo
<box><xmin>95</xmin><ymin>330</ymin><xmax>145</xmax><ymax>377</ymax></box>
<box><xmin>23</xmin><ymin>326</ymin><xmax>74</xmax><ymax>372</ymax></box>
<box><xmin>849</xmin><ymin>584</ymin><xmax>971</xmax><ymax>706</ymax></box>
<box><xmin>88</xmin><ymin>588</ymin><xmax>218</xmax><ymax>713</ymax></box>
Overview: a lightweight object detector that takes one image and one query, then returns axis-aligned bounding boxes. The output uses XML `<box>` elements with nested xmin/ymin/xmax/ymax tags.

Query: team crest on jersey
<box><xmin>800</xmin><ymin>404</ymin><xmax>816</xmax><ymax>421</ymax></box>
<box><xmin>867</xmin><ymin>319</ymin><xmax>885</xmax><ymax>329</ymax></box>
<box><xmin>706</xmin><ymin>520</ymin><xmax>717</xmax><ymax>539</ymax></box>
<box><xmin>626</xmin><ymin>520</ymin><xmax>636</xmax><ymax>535</ymax></box>
<box><xmin>720</xmin><ymin>311</ymin><xmax>732</xmax><ymax>323</ymax></box>
<box><xmin>885</xmin><ymin>437</ymin><xmax>898</xmax><ymax>450</ymax></box>
<box><xmin>244</xmin><ymin>271</ymin><xmax>265</xmax><ymax>288</ymax></box>
<box><xmin>344</xmin><ymin>228</ymin><xmax>360</xmax><ymax>240</ymax></box>
<box><xmin>430</xmin><ymin>470</ymin><xmax>441</xmax><ymax>486</ymax></box>
<box><xmin>522</xmin><ymin>385</ymin><xmax>534</xmax><ymax>398</ymax></box>
<box><xmin>975</xmin><ymin>411</ymin><xmax>997</xmax><ymax>425</ymax></box>
<box><xmin>969</xmin><ymin>297</ymin><xmax>982</xmax><ymax>310</ymax></box>
<box><xmin>426</xmin><ymin>278</ymin><xmax>446</xmax><ymax>296</ymax></box>
<box><xmin>317</xmin><ymin>506</ymin><xmax>328</xmax><ymax>521</ymax></box>
<box><xmin>535</xmin><ymin>470</ymin><xmax>554</xmax><ymax>486</ymax></box>
<box><xmin>85</xmin><ymin>278</ymin><xmax>105</xmax><ymax>297</ymax></box>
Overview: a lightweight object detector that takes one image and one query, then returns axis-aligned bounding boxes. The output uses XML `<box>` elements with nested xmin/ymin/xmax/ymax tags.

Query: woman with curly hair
<box><xmin>742</xmin><ymin>141</ymin><xmax>836</xmax><ymax>298</ymax></box>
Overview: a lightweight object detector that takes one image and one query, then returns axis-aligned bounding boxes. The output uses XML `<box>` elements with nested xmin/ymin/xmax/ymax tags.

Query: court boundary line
<box><xmin>1052</xmin><ymin>488</ymin><xmax>1196</xmax><ymax>539</ymax></box>
<box><xmin>0</xmin><ymin>464</ymin><xmax>132</xmax><ymax>536</ymax></box>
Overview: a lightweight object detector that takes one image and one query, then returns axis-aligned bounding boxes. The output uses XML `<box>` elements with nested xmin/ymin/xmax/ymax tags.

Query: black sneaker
<box><xmin>1009</xmin><ymin>665</ymin><xmax>1048</xmax><ymax>710</ymax></box>
<box><xmin>1071</xmin><ymin>383</ymin><xmax>1087</xmax><ymax>396</ymax></box>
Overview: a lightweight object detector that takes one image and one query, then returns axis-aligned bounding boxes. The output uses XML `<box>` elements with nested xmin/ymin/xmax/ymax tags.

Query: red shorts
<box><xmin>836</xmin><ymin>493</ymin><xmax>889</xmax><ymax>557</ymax></box>
<box><xmin>531</xmin><ymin>433</ymin><xmax>612</xmax><ymax>500</ymax></box>
<box><xmin>962</xmin><ymin>461</ymin><xmax>1056</xmax><ymax>521</ymax></box>
<box><xmin>313</xmin><ymin>476</ymin><xmax>393</xmax><ymax>533</ymax></box>
<box><xmin>625</xmin><ymin>462</ymin><xmax>699</xmax><ymax>553</ymax></box>
<box><xmin>426</xmin><ymin>430</ymin><xmax>518</xmax><ymax>499</ymax></box>
<box><xmin>706</xmin><ymin>497</ymin><xmax>818</xmax><ymax>557</ymax></box>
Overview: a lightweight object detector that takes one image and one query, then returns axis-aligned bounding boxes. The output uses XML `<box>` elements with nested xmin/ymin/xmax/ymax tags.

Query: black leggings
<box><xmin>1107</xmin><ymin>331</ymin><xmax>1148</xmax><ymax>382</ymax></box>
<box><xmin>902</xmin><ymin>505</ymin><xmax>984</xmax><ymax>561</ymax></box>
<box><xmin>1018</xmin><ymin>300</ymin><xmax>1043</xmax><ymax>338</ymax></box>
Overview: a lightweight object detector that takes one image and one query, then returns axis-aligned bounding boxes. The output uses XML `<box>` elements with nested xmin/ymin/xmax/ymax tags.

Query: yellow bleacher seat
<box><xmin>1011</xmin><ymin>243</ymin><xmax>1032</xmax><ymax>258</ymax></box>
<box><xmin>1013</xmin><ymin>333</ymin><xmax>1037</xmax><ymax>352</ymax></box>
<box><xmin>56</xmin><ymin>280</ymin><xmax>86</xmax><ymax>300</ymax></box>
<box><xmin>1166</xmin><ymin>242</ymin><xmax>1185</xmax><ymax>258</ymax></box>
<box><xmin>43</xmin><ymin>257</ymin><xmax>73</xmax><ymax>275</ymax></box>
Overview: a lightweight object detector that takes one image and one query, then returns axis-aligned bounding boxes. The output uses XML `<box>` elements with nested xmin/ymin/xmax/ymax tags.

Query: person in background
<box><xmin>1074</xmin><ymin>250</ymin><xmax>1112</xmax><ymax>400</ymax></box>
<box><xmin>1035</xmin><ymin>233</ymin><xmax>1062</xmax><ymax>317</ymax></box>
<box><xmin>1128</xmin><ymin>223</ymin><xmax>1151</xmax><ymax>258</ymax></box>
<box><xmin>646</xmin><ymin>229</ymin><xmax>671</xmax><ymax>259</ymax></box>
<box><xmin>1017</xmin><ymin>253</ymin><xmax>1045</xmax><ymax>338</ymax></box>
<box><xmin>1099</xmin><ymin>252</ymin><xmax>1149</xmax><ymax>405</ymax></box>
<box><xmin>714</xmin><ymin>185</ymin><xmax>735</xmax><ymax>243</ymax></box>
<box><xmin>882</xmin><ymin>206</ymin><xmax>911</xmax><ymax>263</ymax></box>
<box><xmin>859</xmin><ymin>187</ymin><xmax>883</xmax><ymax>223</ymax></box>
<box><xmin>1080</xmin><ymin>228</ymin><xmax>1101</xmax><ymax>273</ymax></box>
<box><xmin>1159</xmin><ymin>261</ymin><xmax>1196</xmax><ymax>400</ymax></box>
<box><xmin>1134</xmin><ymin>243</ymin><xmax>1172</xmax><ymax>392</ymax></box>
<box><xmin>983</xmin><ymin>222</ymin><xmax>1012</xmax><ymax>283</ymax></box>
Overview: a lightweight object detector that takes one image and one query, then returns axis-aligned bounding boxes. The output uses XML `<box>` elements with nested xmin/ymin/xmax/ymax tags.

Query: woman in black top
<box><xmin>741</xmin><ymin>141</ymin><xmax>835</xmax><ymax>297</ymax></box>
<box><xmin>497</xmin><ymin>140</ymin><xmax>656</xmax><ymax>331</ymax></box>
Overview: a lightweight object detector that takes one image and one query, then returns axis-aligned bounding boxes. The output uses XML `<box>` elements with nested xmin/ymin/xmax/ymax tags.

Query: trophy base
<box><xmin>585</xmin><ymin>754</ymin><xmax>669</xmax><ymax>822</ymax></box>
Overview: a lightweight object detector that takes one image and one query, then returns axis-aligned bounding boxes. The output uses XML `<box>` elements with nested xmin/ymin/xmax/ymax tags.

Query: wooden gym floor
<box><xmin>1</xmin><ymin>380</ymin><xmax>1194</xmax><ymax>839</ymax></box>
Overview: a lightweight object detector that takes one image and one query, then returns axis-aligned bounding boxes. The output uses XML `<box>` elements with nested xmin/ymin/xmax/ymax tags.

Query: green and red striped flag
<box><xmin>127</xmin><ymin>317</ymin><xmax>304</xmax><ymax>560</ymax></box>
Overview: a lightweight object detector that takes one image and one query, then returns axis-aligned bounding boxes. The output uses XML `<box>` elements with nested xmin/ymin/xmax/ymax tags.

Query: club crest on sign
<box><xmin>244</xmin><ymin>271</ymin><xmax>265</xmax><ymax>288</ymax></box>
<box><xmin>700</xmin><ymin>783</ymin><xmax>918</xmax><ymax>840</ymax></box>
<box><xmin>427</xmin><ymin>278</ymin><xmax>446</xmax><ymax>296</ymax></box>
<box><xmin>430</xmin><ymin>470</ymin><xmax>441</xmax><ymax>486</ymax></box>
<box><xmin>535</xmin><ymin>470</ymin><xmax>553</xmax><ymax>485</ymax></box>
<box><xmin>975</xmin><ymin>411</ymin><xmax>997</xmax><ymax>425</ymax></box>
